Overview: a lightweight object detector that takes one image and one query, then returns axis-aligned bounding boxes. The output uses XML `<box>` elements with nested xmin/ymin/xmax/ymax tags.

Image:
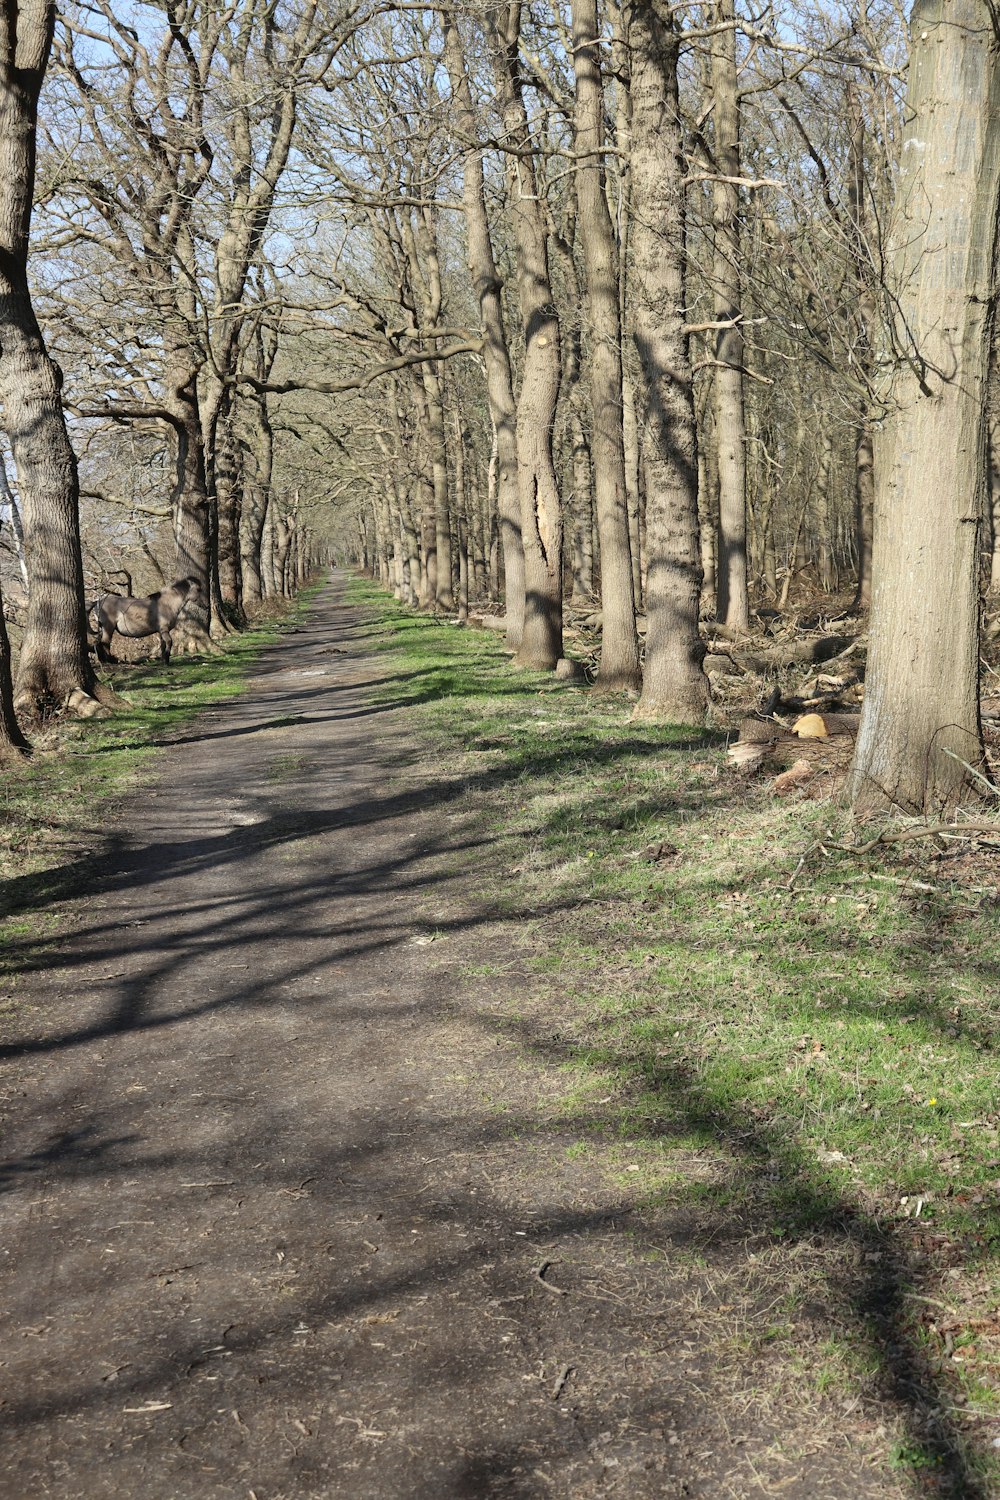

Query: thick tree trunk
<box><xmin>988</xmin><ymin>335</ymin><xmax>1000</xmax><ymax>592</ymax></box>
<box><xmin>571</xmin><ymin>0</ymin><xmax>640</xmax><ymax>691</ymax></box>
<box><xmin>1</xmin><ymin>0</ymin><xmax>110</xmax><ymax>718</ymax></box>
<box><xmin>214</xmin><ymin>391</ymin><xmax>245</xmax><ymax>625</ymax></box>
<box><xmin>240</xmin><ymin>396</ymin><xmax>273</xmax><ymax>608</ymax></box>
<box><xmin>261</xmin><ymin>506</ymin><xmax>275</xmax><ymax>597</ymax></box>
<box><xmin>422</xmin><ymin>365</ymin><xmax>453</xmax><ymax>612</ymax></box>
<box><xmin>443</xmin><ymin>14</ymin><xmax>524</xmax><ymax>648</ymax></box>
<box><xmin>710</xmin><ymin>0</ymin><xmax>749</xmax><ymax>632</ymax></box>
<box><xmin>848</xmin><ymin>0</ymin><xmax>1000</xmax><ymax>814</ymax></box>
<box><xmin>492</xmin><ymin>5</ymin><xmax>563</xmax><ymax>671</ymax></box>
<box><xmin>847</xmin><ymin>83</ymin><xmax>876</xmax><ymax>612</ymax></box>
<box><xmin>413</xmin><ymin>393</ymin><xmax>437</xmax><ymax>610</ymax></box>
<box><xmin>626</xmin><ymin>0</ymin><xmax>708</xmax><ymax>722</ymax></box>
<box><xmin>0</xmin><ymin>571</ymin><xmax>27</xmax><ymax>755</ymax></box>
<box><xmin>816</xmin><ymin>429</ymin><xmax>838</xmax><ymax>593</ymax></box>
<box><xmin>570</xmin><ymin>411</ymin><xmax>595</xmax><ymax>603</ymax></box>
<box><xmin>166</xmin><ymin>352</ymin><xmax>218</xmax><ymax>654</ymax></box>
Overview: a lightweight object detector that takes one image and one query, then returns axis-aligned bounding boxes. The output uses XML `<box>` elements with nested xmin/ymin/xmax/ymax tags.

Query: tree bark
<box><xmin>239</xmin><ymin>380</ymin><xmax>274</xmax><ymax>609</ymax></box>
<box><xmin>625</xmin><ymin>0</ymin><xmax>708</xmax><ymax>723</ymax></box>
<box><xmin>710</xmin><ymin>0</ymin><xmax>749</xmax><ymax>632</ymax></box>
<box><xmin>0</xmin><ymin>570</ymin><xmax>27</xmax><ymax>755</ymax></box>
<box><xmin>443</xmin><ymin>13</ymin><xmax>525</xmax><ymax>648</ymax></box>
<box><xmin>571</xmin><ymin>0</ymin><xmax>640</xmax><ymax>691</ymax></box>
<box><xmin>491</xmin><ymin>4</ymin><xmax>563</xmax><ymax>671</ymax></box>
<box><xmin>214</xmin><ymin>389</ymin><xmax>245</xmax><ymax>624</ymax></box>
<box><xmin>847</xmin><ymin>82</ymin><xmax>876</xmax><ymax>611</ymax></box>
<box><xmin>2</xmin><ymin>0</ymin><xmax>110</xmax><ymax>718</ymax></box>
<box><xmin>848</xmin><ymin>0</ymin><xmax>1000</xmax><ymax>814</ymax></box>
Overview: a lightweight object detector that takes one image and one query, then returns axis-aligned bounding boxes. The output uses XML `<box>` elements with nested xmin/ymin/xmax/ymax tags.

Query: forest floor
<box><xmin>1</xmin><ymin>572</ymin><xmax>999</xmax><ymax>1499</ymax></box>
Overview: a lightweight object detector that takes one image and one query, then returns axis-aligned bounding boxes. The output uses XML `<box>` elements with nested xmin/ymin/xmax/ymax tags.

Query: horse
<box><xmin>91</xmin><ymin>577</ymin><xmax>201</xmax><ymax>665</ymax></box>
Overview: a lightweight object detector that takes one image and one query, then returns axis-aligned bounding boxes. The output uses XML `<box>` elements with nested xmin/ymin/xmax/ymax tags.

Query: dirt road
<box><xmin>0</xmin><ymin>578</ymin><xmax>923</xmax><ymax>1497</ymax></box>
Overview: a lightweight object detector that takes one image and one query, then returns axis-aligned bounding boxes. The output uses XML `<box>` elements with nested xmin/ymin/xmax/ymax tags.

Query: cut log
<box><xmin>792</xmin><ymin>711</ymin><xmax>861</xmax><ymax>739</ymax></box>
<box><xmin>736</xmin><ymin>634</ymin><xmax>852</xmax><ymax>671</ymax></box>
<box><xmin>728</xmin><ymin>714</ymin><xmax>854</xmax><ymax>780</ymax></box>
<box><xmin>704</xmin><ymin>651</ymin><xmax>744</xmax><ymax>675</ymax></box>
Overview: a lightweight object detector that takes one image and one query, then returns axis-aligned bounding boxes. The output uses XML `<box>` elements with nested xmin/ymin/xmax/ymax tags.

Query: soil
<box><xmin>0</xmin><ymin>576</ymin><xmax>972</xmax><ymax>1498</ymax></box>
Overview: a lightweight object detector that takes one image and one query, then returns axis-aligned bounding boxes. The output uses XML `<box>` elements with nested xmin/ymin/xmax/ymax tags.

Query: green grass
<box><xmin>350</xmin><ymin>574</ymin><xmax>1000</xmax><ymax>1485</ymax></box>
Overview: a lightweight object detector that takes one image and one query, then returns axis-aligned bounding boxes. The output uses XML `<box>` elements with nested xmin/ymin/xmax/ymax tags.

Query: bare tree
<box><xmin>627</xmin><ymin>0</ymin><xmax>708</xmax><ymax>723</ymax></box>
<box><xmin>443</xmin><ymin>10</ymin><xmax>525</xmax><ymax>649</ymax></box>
<box><xmin>490</xmin><ymin>3</ymin><xmax>563</xmax><ymax>671</ymax></box>
<box><xmin>571</xmin><ymin>0</ymin><xmax>640</xmax><ymax>691</ymax></box>
<box><xmin>709</xmin><ymin>0</ymin><xmax>749</xmax><ymax>632</ymax></box>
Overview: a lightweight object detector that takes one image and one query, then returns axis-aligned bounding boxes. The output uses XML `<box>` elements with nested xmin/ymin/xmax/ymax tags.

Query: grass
<box><xmin>349</xmin><ymin>574</ymin><xmax>1000</xmax><ymax>1490</ymax></box>
<box><xmin>0</xmin><ymin>589</ymin><xmax>319</xmax><ymax>941</ymax></box>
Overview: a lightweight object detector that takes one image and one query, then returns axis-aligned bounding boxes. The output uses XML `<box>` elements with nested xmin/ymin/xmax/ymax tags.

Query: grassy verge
<box><xmin>0</xmin><ymin>587</ymin><xmax>319</xmax><ymax>930</ymax></box>
<box><xmin>351</xmin><ymin>575</ymin><xmax>1000</xmax><ymax>1488</ymax></box>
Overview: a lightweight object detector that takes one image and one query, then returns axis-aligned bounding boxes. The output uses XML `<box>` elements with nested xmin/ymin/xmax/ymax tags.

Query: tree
<box><xmin>709</xmin><ymin>0</ymin><xmax>749</xmax><ymax>632</ymax></box>
<box><xmin>442</xmin><ymin>10</ymin><xmax>525</xmax><ymax>650</ymax></box>
<box><xmin>626</xmin><ymin>0</ymin><xmax>708</xmax><ymax>723</ymax></box>
<box><xmin>490</xmin><ymin>3</ymin><xmax>563</xmax><ymax>671</ymax></box>
<box><xmin>1</xmin><ymin>0</ymin><xmax>111</xmax><ymax>718</ymax></box>
<box><xmin>571</xmin><ymin>0</ymin><xmax>640</xmax><ymax>691</ymax></box>
<box><xmin>848</xmin><ymin>0</ymin><xmax>1000</xmax><ymax>814</ymax></box>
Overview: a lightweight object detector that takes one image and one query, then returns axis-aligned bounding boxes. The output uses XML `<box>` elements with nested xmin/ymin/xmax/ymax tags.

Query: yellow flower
<box><xmin>928</xmin><ymin>1097</ymin><xmax>938</xmax><ymax>1107</ymax></box>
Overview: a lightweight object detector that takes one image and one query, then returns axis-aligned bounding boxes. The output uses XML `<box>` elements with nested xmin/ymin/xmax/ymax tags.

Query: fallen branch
<box><xmin>533</xmin><ymin>1260</ymin><xmax>569</xmax><ymax>1297</ymax></box>
<box><xmin>843</xmin><ymin>822</ymin><xmax>1000</xmax><ymax>855</ymax></box>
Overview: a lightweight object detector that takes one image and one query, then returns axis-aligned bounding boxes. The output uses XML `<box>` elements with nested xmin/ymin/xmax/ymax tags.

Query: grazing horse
<box><xmin>92</xmin><ymin>577</ymin><xmax>201</xmax><ymax>665</ymax></box>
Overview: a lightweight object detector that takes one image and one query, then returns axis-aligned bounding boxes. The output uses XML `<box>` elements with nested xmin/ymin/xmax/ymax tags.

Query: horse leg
<box><xmin>160</xmin><ymin>629</ymin><xmax>172</xmax><ymax>664</ymax></box>
<box><xmin>96</xmin><ymin>625</ymin><xmax>114</xmax><ymax>664</ymax></box>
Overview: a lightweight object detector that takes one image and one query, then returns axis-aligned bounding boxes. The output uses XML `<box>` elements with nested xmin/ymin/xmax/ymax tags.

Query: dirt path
<box><xmin>0</xmin><ymin>577</ymin><xmax>920</xmax><ymax>1498</ymax></box>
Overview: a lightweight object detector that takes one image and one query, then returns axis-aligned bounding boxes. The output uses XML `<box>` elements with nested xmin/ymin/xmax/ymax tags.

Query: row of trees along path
<box><xmin>0</xmin><ymin>8</ymin><xmax>998</xmax><ymax>837</ymax></box>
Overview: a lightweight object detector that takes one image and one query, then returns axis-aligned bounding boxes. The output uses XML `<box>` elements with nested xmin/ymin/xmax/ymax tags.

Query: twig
<box><xmin>533</xmin><ymin>1261</ymin><xmax>569</xmax><ymax>1297</ymax></box>
<box><xmin>942</xmin><ymin>747</ymin><xmax>1000</xmax><ymax>800</ymax></box>
<box><xmin>551</xmin><ymin>1363</ymin><xmax>574</xmax><ymax>1400</ymax></box>
<box><xmin>840</xmin><ymin>821</ymin><xmax>1000</xmax><ymax>855</ymax></box>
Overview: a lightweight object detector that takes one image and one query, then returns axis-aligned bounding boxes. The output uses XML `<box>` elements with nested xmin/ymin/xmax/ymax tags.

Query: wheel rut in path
<box><xmin>0</xmin><ymin>575</ymin><xmax>911</xmax><ymax>1498</ymax></box>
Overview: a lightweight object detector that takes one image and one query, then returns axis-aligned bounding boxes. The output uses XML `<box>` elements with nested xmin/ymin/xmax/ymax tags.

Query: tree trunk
<box><xmin>214</xmin><ymin>390</ymin><xmax>245</xmax><ymax>625</ymax></box>
<box><xmin>816</xmin><ymin>428</ymin><xmax>838</xmax><ymax>593</ymax></box>
<box><xmin>847</xmin><ymin>81</ymin><xmax>877</xmax><ymax>612</ymax></box>
<box><xmin>491</xmin><ymin>5</ymin><xmax>563</xmax><ymax>671</ymax></box>
<box><xmin>0</xmin><ymin>570</ymin><xmax>28</xmax><ymax>755</ymax></box>
<box><xmin>570</xmin><ymin>411</ymin><xmax>595</xmax><ymax>602</ymax></box>
<box><xmin>626</xmin><ymin>0</ymin><xmax>708</xmax><ymax>722</ymax></box>
<box><xmin>413</xmin><ymin>391</ymin><xmax>437</xmax><ymax>610</ymax></box>
<box><xmin>443</xmin><ymin>13</ymin><xmax>524</xmax><ymax>648</ymax></box>
<box><xmin>422</xmin><ymin>364</ymin><xmax>453</xmax><ymax>612</ymax></box>
<box><xmin>710</xmin><ymin>0</ymin><xmax>749</xmax><ymax>632</ymax></box>
<box><xmin>848</xmin><ymin>0</ymin><xmax>1000</xmax><ymax>814</ymax></box>
<box><xmin>571</xmin><ymin>0</ymin><xmax>641</xmax><ymax>691</ymax></box>
<box><xmin>988</xmin><ymin>333</ymin><xmax>1000</xmax><ymax>592</ymax></box>
<box><xmin>1</xmin><ymin>0</ymin><xmax>111</xmax><ymax>718</ymax></box>
<box><xmin>240</xmin><ymin>396</ymin><xmax>273</xmax><ymax>608</ymax></box>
